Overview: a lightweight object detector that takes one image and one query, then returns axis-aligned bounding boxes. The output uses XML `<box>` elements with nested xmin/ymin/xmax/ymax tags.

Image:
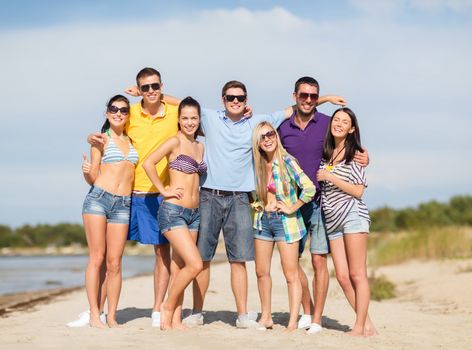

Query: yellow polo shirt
<box><xmin>126</xmin><ymin>101</ymin><xmax>178</xmax><ymax>192</ymax></box>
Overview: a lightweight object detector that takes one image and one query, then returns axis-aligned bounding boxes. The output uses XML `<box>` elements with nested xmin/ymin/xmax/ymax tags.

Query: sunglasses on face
<box><xmin>298</xmin><ymin>93</ymin><xmax>319</xmax><ymax>100</ymax></box>
<box><xmin>225</xmin><ymin>95</ymin><xmax>247</xmax><ymax>103</ymax></box>
<box><xmin>140</xmin><ymin>83</ymin><xmax>161</xmax><ymax>92</ymax></box>
<box><xmin>108</xmin><ymin>105</ymin><xmax>130</xmax><ymax>115</ymax></box>
<box><xmin>260</xmin><ymin>130</ymin><xmax>277</xmax><ymax>141</ymax></box>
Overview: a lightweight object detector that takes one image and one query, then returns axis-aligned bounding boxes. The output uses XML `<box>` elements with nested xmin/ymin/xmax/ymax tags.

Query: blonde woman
<box><xmin>252</xmin><ymin>121</ymin><xmax>315</xmax><ymax>331</ymax></box>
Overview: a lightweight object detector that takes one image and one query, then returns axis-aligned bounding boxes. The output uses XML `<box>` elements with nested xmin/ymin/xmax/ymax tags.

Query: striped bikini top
<box><xmin>101</xmin><ymin>132</ymin><xmax>139</xmax><ymax>165</ymax></box>
<box><xmin>168</xmin><ymin>154</ymin><xmax>207</xmax><ymax>176</ymax></box>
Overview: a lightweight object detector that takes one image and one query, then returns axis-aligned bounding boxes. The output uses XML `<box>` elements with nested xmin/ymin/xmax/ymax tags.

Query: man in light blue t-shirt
<box><xmin>190</xmin><ymin>80</ymin><xmax>291</xmax><ymax>328</ymax></box>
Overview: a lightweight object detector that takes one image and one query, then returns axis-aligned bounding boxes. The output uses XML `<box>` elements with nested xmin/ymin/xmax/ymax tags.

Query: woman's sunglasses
<box><xmin>108</xmin><ymin>105</ymin><xmax>129</xmax><ymax>115</ymax></box>
<box><xmin>260</xmin><ymin>130</ymin><xmax>277</xmax><ymax>141</ymax></box>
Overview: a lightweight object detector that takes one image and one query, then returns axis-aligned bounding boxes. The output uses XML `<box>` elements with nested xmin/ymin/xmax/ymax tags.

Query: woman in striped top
<box><xmin>252</xmin><ymin>121</ymin><xmax>315</xmax><ymax>331</ymax></box>
<box><xmin>81</xmin><ymin>95</ymin><xmax>135</xmax><ymax>328</ymax></box>
<box><xmin>316</xmin><ymin>107</ymin><xmax>376</xmax><ymax>336</ymax></box>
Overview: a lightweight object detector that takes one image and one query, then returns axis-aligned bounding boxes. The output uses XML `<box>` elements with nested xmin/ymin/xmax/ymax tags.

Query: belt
<box><xmin>131</xmin><ymin>192</ymin><xmax>160</xmax><ymax>198</ymax></box>
<box><xmin>201</xmin><ymin>187</ymin><xmax>248</xmax><ymax>197</ymax></box>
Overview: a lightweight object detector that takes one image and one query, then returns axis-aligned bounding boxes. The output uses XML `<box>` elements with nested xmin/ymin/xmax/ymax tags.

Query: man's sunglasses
<box><xmin>140</xmin><ymin>83</ymin><xmax>161</xmax><ymax>92</ymax></box>
<box><xmin>225</xmin><ymin>95</ymin><xmax>247</xmax><ymax>103</ymax></box>
<box><xmin>260</xmin><ymin>130</ymin><xmax>277</xmax><ymax>141</ymax></box>
<box><xmin>298</xmin><ymin>93</ymin><xmax>319</xmax><ymax>100</ymax></box>
<box><xmin>108</xmin><ymin>105</ymin><xmax>130</xmax><ymax>115</ymax></box>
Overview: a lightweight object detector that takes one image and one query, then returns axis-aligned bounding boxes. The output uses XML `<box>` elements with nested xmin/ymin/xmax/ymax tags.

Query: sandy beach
<box><xmin>1</xmin><ymin>253</ymin><xmax>471</xmax><ymax>350</ymax></box>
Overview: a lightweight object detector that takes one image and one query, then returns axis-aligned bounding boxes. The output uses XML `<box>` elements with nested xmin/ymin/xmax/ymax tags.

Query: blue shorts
<box><xmin>299</xmin><ymin>200</ymin><xmax>329</xmax><ymax>255</ymax></box>
<box><xmin>327</xmin><ymin>202</ymin><xmax>370</xmax><ymax>241</ymax></box>
<box><xmin>82</xmin><ymin>186</ymin><xmax>131</xmax><ymax>224</ymax></box>
<box><xmin>197</xmin><ymin>189</ymin><xmax>254</xmax><ymax>262</ymax></box>
<box><xmin>158</xmin><ymin>201</ymin><xmax>200</xmax><ymax>234</ymax></box>
<box><xmin>127</xmin><ymin>194</ymin><xmax>168</xmax><ymax>245</ymax></box>
<box><xmin>254</xmin><ymin>211</ymin><xmax>287</xmax><ymax>242</ymax></box>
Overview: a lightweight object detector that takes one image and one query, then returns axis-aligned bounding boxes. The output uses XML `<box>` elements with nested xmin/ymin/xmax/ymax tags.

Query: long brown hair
<box><xmin>323</xmin><ymin>107</ymin><xmax>363</xmax><ymax>164</ymax></box>
<box><xmin>252</xmin><ymin>122</ymin><xmax>290</xmax><ymax>205</ymax></box>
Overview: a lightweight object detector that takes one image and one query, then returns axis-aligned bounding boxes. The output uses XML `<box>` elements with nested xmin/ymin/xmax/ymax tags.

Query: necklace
<box><xmin>326</xmin><ymin>145</ymin><xmax>345</xmax><ymax>171</ymax></box>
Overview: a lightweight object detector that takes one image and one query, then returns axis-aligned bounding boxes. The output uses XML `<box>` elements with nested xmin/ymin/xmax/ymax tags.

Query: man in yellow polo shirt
<box><xmin>86</xmin><ymin>68</ymin><xmax>177</xmax><ymax>328</ymax></box>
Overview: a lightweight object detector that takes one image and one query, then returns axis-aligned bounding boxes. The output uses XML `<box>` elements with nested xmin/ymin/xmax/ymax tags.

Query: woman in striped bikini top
<box><xmin>80</xmin><ymin>94</ymin><xmax>136</xmax><ymax>328</ymax></box>
<box><xmin>82</xmin><ymin>95</ymin><xmax>137</xmax><ymax>191</ymax></box>
<box><xmin>168</xmin><ymin>154</ymin><xmax>207</xmax><ymax>176</ymax></box>
<box><xmin>101</xmin><ymin>129</ymin><xmax>139</xmax><ymax>165</ymax></box>
<box><xmin>142</xmin><ymin>96</ymin><xmax>206</xmax><ymax>208</ymax></box>
<box><xmin>142</xmin><ymin>97</ymin><xmax>206</xmax><ymax>330</ymax></box>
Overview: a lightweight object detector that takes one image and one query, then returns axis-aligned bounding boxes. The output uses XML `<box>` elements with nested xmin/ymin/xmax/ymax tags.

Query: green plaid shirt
<box><xmin>253</xmin><ymin>155</ymin><xmax>315</xmax><ymax>243</ymax></box>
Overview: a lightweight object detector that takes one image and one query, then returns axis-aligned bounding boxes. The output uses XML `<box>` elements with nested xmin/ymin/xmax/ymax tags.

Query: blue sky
<box><xmin>1</xmin><ymin>0</ymin><xmax>471</xmax><ymax>227</ymax></box>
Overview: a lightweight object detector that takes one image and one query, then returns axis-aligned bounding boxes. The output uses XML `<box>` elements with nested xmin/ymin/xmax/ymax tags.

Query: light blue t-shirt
<box><xmin>199</xmin><ymin>108</ymin><xmax>286</xmax><ymax>191</ymax></box>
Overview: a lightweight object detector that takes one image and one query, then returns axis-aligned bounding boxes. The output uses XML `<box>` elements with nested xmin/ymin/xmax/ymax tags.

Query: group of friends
<box><xmin>68</xmin><ymin>67</ymin><xmax>377</xmax><ymax>337</ymax></box>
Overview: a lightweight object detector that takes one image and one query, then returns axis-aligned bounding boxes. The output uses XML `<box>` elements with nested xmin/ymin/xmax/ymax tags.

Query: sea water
<box><xmin>0</xmin><ymin>255</ymin><xmax>155</xmax><ymax>295</ymax></box>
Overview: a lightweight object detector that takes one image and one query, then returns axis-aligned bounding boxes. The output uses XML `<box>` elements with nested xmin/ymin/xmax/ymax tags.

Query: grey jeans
<box><xmin>197</xmin><ymin>189</ymin><xmax>254</xmax><ymax>262</ymax></box>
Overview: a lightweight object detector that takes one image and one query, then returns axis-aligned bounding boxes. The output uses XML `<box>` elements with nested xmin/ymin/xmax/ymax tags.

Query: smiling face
<box><xmin>223</xmin><ymin>87</ymin><xmax>247</xmax><ymax>116</ymax></box>
<box><xmin>294</xmin><ymin>83</ymin><xmax>319</xmax><ymax>117</ymax></box>
<box><xmin>331</xmin><ymin>110</ymin><xmax>355</xmax><ymax>139</ymax></box>
<box><xmin>178</xmin><ymin>106</ymin><xmax>200</xmax><ymax>137</ymax></box>
<box><xmin>138</xmin><ymin>74</ymin><xmax>162</xmax><ymax>105</ymax></box>
<box><xmin>258</xmin><ymin>124</ymin><xmax>278</xmax><ymax>154</ymax></box>
<box><xmin>106</xmin><ymin>100</ymin><xmax>129</xmax><ymax>129</ymax></box>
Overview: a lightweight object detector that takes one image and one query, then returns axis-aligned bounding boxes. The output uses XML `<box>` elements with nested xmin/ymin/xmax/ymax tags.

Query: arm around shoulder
<box><xmin>162</xmin><ymin>94</ymin><xmax>182</xmax><ymax>106</ymax></box>
<box><xmin>317</xmin><ymin>95</ymin><xmax>346</xmax><ymax>107</ymax></box>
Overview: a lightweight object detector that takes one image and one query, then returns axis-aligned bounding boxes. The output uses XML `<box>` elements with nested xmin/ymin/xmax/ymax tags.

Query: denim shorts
<box><xmin>254</xmin><ymin>211</ymin><xmax>287</xmax><ymax>242</ymax></box>
<box><xmin>197</xmin><ymin>189</ymin><xmax>254</xmax><ymax>262</ymax></box>
<box><xmin>157</xmin><ymin>201</ymin><xmax>200</xmax><ymax>234</ymax></box>
<box><xmin>127</xmin><ymin>194</ymin><xmax>168</xmax><ymax>245</ymax></box>
<box><xmin>82</xmin><ymin>186</ymin><xmax>131</xmax><ymax>224</ymax></box>
<box><xmin>299</xmin><ymin>200</ymin><xmax>330</xmax><ymax>255</ymax></box>
<box><xmin>327</xmin><ymin>202</ymin><xmax>370</xmax><ymax>241</ymax></box>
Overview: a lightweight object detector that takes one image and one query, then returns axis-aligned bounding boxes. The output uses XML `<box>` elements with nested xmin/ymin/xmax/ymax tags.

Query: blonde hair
<box><xmin>252</xmin><ymin>122</ymin><xmax>290</xmax><ymax>205</ymax></box>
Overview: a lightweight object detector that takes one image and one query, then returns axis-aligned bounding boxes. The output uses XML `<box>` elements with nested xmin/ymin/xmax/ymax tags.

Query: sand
<box><xmin>1</xmin><ymin>254</ymin><xmax>471</xmax><ymax>350</ymax></box>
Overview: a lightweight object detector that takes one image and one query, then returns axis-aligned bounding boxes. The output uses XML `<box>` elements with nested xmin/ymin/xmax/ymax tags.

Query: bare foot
<box><xmin>284</xmin><ymin>325</ymin><xmax>297</xmax><ymax>333</ymax></box>
<box><xmin>160</xmin><ymin>303</ymin><xmax>173</xmax><ymax>331</ymax></box>
<box><xmin>364</xmin><ymin>320</ymin><xmax>378</xmax><ymax>336</ymax></box>
<box><xmin>107</xmin><ymin>318</ymin><xmax>120</xmax><ymax>328</ymax></box>
<box><xmin>347</xmin><ymin>329</ymin><xmax>365</xmax><ymax>337</ymax></box>
<box><xmin>258</xmin><ymin>317</ymin><xmax>274</xmax><ymax>329</ymax></box>
<box><xmin>90</xmin><ymin>315</ymin><xmax>105</xmax><ymax>329</ymax></box>
<box><xmin>364</xmin><ymin>327</ymin><xmax>378</xmax><ymax>337</ymax></box>
<box><xmin>172</xmin><ymin>322</ymin><xmax>187</xmax><ymax>331</ymax></box>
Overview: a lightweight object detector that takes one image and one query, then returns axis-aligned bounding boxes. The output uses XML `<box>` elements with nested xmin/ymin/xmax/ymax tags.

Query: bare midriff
<box><xmin>93</xmin><ymin>162</ymin><xmax>135</xmax><ymax>196</ymax></box>
<box><xmin>264</xmin><ymin>191</ymin><xmax>278</xmax><ymax>212</ymax></box>
<box><xmin>165</xmin><ymin>169</ymin><xmax>200</xmax><ymax>209</ymax></box>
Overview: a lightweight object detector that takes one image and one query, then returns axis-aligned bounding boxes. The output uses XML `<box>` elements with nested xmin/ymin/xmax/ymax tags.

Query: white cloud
<box><xmin>409</xmin><ymin>0</ymin><xmax>472</xmax><ymax>13</ymax></box>
<box><xmin>1</xmin><ymin>6</ymin><xmax>471</xmax><ymax>225</ymax></box>
<box><xmin>349</xmin><ymin>0</ymin><xmax>472</xmax><ymax>15</ymax></box>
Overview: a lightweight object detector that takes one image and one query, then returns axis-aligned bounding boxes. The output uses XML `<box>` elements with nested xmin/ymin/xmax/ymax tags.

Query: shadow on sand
<box><xmin>116</xmin><ymin>307</ymin><xmax>153</xmax><ymax>324</ymax></box>
<box><xmin>116</xmin><ymin>307</ymin><xmax>350</xmax><ymax>331</ymax></box>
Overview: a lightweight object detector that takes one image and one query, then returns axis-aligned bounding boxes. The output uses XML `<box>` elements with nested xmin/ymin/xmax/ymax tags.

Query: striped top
<box><xmin>168</xmin><ymin>154</ymin><xmax>207</xmax><ymax>176</ymax></box>
<box><xmin>101</xmin><ymin>137</ymin><xmax>139</xmax><ymax>165</ymax></box>
<box><xmin>253</xmin><ymin>155</ymin><xmax>316</xmax><ymax>243</ymax></box>
<box><xmin>320</xmin><ymin>159</ymin><xmax>370</xmax><ymax>233</ymax></box>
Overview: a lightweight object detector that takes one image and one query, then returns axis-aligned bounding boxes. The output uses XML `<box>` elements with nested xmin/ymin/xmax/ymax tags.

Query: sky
<box><xmin>1</xmin><ymin>0</ymin><xmax>471</xmax><ymax>227</ymax></box>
